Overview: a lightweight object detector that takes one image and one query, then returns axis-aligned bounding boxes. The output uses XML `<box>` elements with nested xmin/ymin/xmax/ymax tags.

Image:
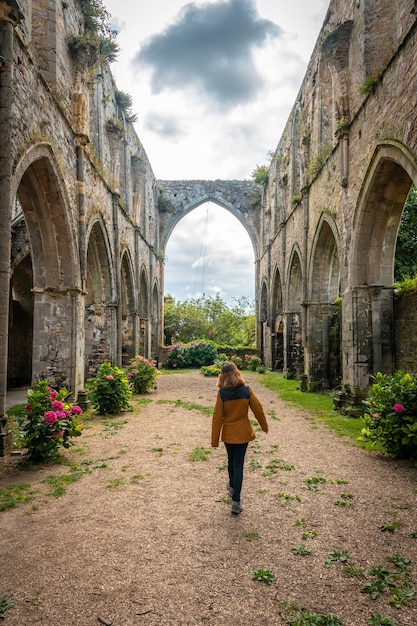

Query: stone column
<box><xmin>0</xmin><ymin>1</ymin><xmax>22</xmax><ymax>454</ymax></box>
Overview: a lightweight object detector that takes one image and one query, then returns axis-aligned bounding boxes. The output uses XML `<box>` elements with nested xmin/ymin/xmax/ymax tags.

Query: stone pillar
<box><xmin>0</xmin><ymin>1</ymin><xmax>23</xmax><ymax>454</ymax></box>
<box><xmin>112</xmin><ymin>193</ymin><xmax>121</xmax><ymax>366</ymax></box>
<box><xmin>342</xmin><ymin>285</ymin><xmax>394</xmax><ymax>394</ymax></box>
<box><xmin>31</xmin><ymin>288</ymin><xmax>85</xmax><ymax>392</ymax></box>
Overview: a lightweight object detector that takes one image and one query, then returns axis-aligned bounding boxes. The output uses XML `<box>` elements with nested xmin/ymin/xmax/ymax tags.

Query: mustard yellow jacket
<box><xmin>211</xmin><ymin>385</ymin><xmax>268</xmax><ymax>447</ymax></box>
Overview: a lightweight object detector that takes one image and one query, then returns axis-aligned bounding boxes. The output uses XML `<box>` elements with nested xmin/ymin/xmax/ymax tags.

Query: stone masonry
<box><xmin>1</xmin><ymin>0</ymin><xmax>417</xmax><ymax>453</ymax></box>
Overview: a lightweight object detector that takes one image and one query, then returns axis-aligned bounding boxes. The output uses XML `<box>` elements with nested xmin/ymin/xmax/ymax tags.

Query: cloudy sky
<box><xmin>103</xmin><ymin>0</ymin><xmax>329</xmax><ymax>304</ymax></box>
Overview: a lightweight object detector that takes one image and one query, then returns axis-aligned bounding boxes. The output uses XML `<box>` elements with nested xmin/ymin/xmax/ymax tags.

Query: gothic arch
<box><xmin>151</xmin><ymin>282</ymin><xmax>160</xmax><ymax>357</ymax></box>
<box><xmin>10</xmin><ymin>145</ymin><xmax>81</xmax><ymax>388</ymax></box>
<box><xmin>13</xmin><ymin>144</ymin><xmax>79</xmax><ymax>290</ymax></box>
<box><xmin>259</xmin><ymin>281</ymin><xmax>268</xmax><ymax>364</ymax></box>
<box><xmin>271</xmin><ymin>266</ymin><xmax>284</xmax><ymax>370</ymax></box>
<box><xmin>352</xmin><ymin>141</ymin><xmax>417</xmax><ymax>287</ymax></box>
<box><xmin>139</xmin><ymin>267</ymin><xmax>150</xmax><ymax>357</ymax></box>
<box><xmin>121</xmin><ymin>250</ymin><xmax>136</xmax><ymax>366</ymax></box>
<box><xmin>347</xmin><ymin>141</ymin><xmax>417</xmax><ymax>387</ymax></box>
<box><xmin>286</xmin><ymin>249</ymin><xmax>304</xmax><ymax>376</ymax></box>
<box><xmin>157</xmin><ymin>180</ymin><xmax>261</xmax><ymax>257</ymax></box>
<box><xmin>310</xmin><ymin>217</ymin><xmax>340</xmax><ymax>303</ymax></box>
<box><xmin>85</xmin><ymin>218</ymin><xmax>115</xmax><ymax>375</ymax></box>
<box><xmin>308</xmin><ymin>217</ymin><xmax>341</xmax><ymax>387</ymax></box>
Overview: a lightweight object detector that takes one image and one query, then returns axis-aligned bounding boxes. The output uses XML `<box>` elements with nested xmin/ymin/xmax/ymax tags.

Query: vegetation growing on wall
<box><xmin>69</xmin><ymin>0</ymin><xmax>119</xmax><ymax>66</ymax></box>
<box><xmin>251</xmin><ymin>164</ymin><xmax>269</xmax><ymax>186</ymax></box>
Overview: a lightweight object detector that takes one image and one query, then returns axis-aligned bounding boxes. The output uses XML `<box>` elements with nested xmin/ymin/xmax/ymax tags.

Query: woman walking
<box><xmin>211</xmin><ymin>362</ymin><xmax>268</xmax><ymax>515</ymax></box>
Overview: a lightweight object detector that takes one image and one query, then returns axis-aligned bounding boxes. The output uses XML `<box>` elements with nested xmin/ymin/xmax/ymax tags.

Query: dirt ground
<box><xmin>1</xmin><ymin>371</ymin><xmax>417</xmax><ymax>626</ymax></box>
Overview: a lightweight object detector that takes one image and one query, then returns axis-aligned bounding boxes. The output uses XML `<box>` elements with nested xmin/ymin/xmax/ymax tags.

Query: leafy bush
<box><xmin>200</xmin><ymin>364</ymin><xmax>222</xmax><ymax>377</ymax></box>
<box><xmin>125</xmin><ymin>355</ymin><xmax>160</xmax><ymax>393</ymax></box>
<box><xmin>359</xmin><ymin>370</ymin><xmax>417</xmax><ymax>458</ymax></box>
<box><xmin>244</xmin><ymin>354</ymin><xmax>263</xmax><ymax>371</ymax></box>
<box><xmin>229</xmin><ymin>354</ymin><xmax>243</xmax><ymax>369</ymax></box>
<box><xmin>17</xmin><ymin>380</ymin><xmax>83</xmax><ymax>461</ymax></box>
<box><xmin>167</xmin><ymin>341</ymin><xmax>217</xmax><ymax>368</ymax></box>
<box><xmin>86</xmin><ymin>362</ymin><xmax>132</xmax><ymax>415</ymax></box>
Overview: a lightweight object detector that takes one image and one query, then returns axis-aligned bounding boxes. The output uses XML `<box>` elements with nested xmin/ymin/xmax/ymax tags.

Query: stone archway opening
<box><xmin>164</xmin><ymin>201</ymin><xmax>255</xmax><ymax>305</ymax></box>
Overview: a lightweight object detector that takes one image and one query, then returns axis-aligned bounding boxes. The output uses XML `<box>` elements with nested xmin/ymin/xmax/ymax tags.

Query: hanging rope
<box><xmin>192</xmin><ymin>202</ymin><xmax>210</xmax><ymax>299</ymax></box>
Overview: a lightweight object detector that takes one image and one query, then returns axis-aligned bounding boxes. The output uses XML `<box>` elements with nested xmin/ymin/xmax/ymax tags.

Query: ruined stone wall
<box><xmin>259</xmin><ymin>0</ymin><xmax>417</xmax><ymax>390</ymax></box>
<box><xmin>6</xmin><ymin>0</ymin><xmax>162</xmax><ymax>392</ymax></box>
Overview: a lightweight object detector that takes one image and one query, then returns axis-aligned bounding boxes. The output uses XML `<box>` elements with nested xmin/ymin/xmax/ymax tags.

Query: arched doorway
<box><xmin>308</xmin><ymin>219</ymin><xmax>341</xmax><ymax>388</ymax></box>
<box><xmin>347</xmin><ymin>142</ymin><xmax>416</xmax><ymax>390</ymax></box>
<box><xmin>121</xmin><ymin>252</ymin><xmax>136</xmax><ymax>366</ymax></box>
<box><xmin>286</xmin><ymin>250</ymin><xmax>303</xmax><ymax>377</ymax></box>
<box><xmin>10</xmin><ymin>149</ymin><xmax>81</xmax><ymax>390</ymax></box>
<box><xmin>85</xmin><ymin>220</ymin><xmax>114</xmax><ymax>377</ymax></box>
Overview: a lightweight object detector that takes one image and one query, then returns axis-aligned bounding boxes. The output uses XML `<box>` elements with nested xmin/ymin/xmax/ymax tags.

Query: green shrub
<box><xmin>359</xmin><ymin>370</ymin><xmax>417</xmax><ymax>458</ymax></box>
<box><xmin>167</xmin><ymin>341</ymin><xmax>217</xmax><ymax>368</ymax></box>
<box><xmin>86</xmin><ymin>362</ymin><xmax>132</xmax><ymax>415</ymax></box>
<box><xmin>125</xmin><ymin>355</ymin><xmax>160</xmax><ymax>393</ymax></box>
<box><xmin>229</xmin><ymin>354</ymin><xmax>243</xmax><ymax>369</ymax></box>
<box><xmin>244</xmin><ymin>354</ymin><xmax>263</xmax><ymax>371</ymax></box>
<box><xmin>17</xmin><ymin>380</ymin><xmax>83</xmax><ymax>461</ymax></box>
<box><xmin>201</xmin><ymin>364</ymin><xmax>221</xmax><ymax>377</ymax></box>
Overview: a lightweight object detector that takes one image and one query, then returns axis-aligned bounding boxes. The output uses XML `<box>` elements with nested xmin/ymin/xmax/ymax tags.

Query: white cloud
<box><xmin>103</xmin><ymin>0</ymin><xmax>329</xmax><ymax>302</ymax></box>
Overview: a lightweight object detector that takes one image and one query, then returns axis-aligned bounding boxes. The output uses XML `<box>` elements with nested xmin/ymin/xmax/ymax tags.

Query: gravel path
<box><xmin>1</xmin><ymin>371</ymin><xmax>416</xmax><ymax>625</ymax></box>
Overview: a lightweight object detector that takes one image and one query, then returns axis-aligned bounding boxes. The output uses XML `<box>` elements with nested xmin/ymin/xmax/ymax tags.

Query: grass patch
<box><xmin>0</xmin><ymin>483</ymin><xmax>35</xmax><ymax>511</ymax></box>
<box><xmin>188</xmin><ymin>446</ymin><xmax>211</xmax><ymax>461</ymax></box>
<box><xmin>258</xmin><ymin>372</ymin><xmax>375</xmax><ymax>449</ymax></box>
<box><xmin>157</xmin><ymin>399</ymin><xmax>212</xmax><ymax>416</ymax></box>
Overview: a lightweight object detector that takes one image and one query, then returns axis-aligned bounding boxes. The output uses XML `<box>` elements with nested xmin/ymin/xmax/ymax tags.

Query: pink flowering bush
<box><xmin>125</xmin><ymin>355</ymin><xmax>160</xmax><ymax>394</ymax></box>
<box><xmin>167</xmin><ymin>341</ymin><xmax>217</xmax><ymax>369</ymax></box>
<box><xmin>86</xmin><ymin>362</ymin><xmax>132</xmax><ymax>415</ymax></box>
<box><xmin>19</xmin><ymin>379</ymin><xmax>83</xmax><ymax>461</ymax></box>
<box><xmin>360</xmin><ymin>370</ymin><xmax>417</xmax><ymax>458</ymax></box>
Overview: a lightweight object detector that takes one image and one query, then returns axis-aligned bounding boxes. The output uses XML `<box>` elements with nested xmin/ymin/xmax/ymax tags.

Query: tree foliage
<box><xmin>163</xmin><ymin>294</ymin><xmax>255</xmax><ymax>347</ymax></box>
<box><xmin>251</xmin><ymin>164</ymin><xmax>269</xmax><ymax>186</ymax></box>
<box><xmin>395</xmin><ymin>186</ymin><xmax>417</xmax><ymax>282</ymax></box>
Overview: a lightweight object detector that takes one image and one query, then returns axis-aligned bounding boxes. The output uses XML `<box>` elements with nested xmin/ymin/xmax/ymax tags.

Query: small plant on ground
<box><xmin>86</xmin><ymin>362</ymin><xmax>132</xmax><ymax>415</ymax></box>
<box><xmin>359</xmin><ymin>370</ymin><xmax>417</xmax><ymax>458</ymax></box>
<box><xmin>291</xmin><ymin>544</ymin><xmax>311</xmax><ymax>556</ymax></box>
<box><xmin>188</xmin><ymin>446</ymin><xmax>211</xmax><ymax>461</ymax></box>
<box><xmin>0</xmin><ymin>594</ymin><xmax>14</xmax><ymax>618</ymax></box>
<box><xmin>327</xmin><ymin>550</ymin><xmax>350</xmax><ymax>563</ymax></box>
<box><xmin>125</xmin><ymin>355</ymin><xmax>160</xmax><ymax>393</ymax></box>
<box><xmin>301</xmin><ymin>529</ymin><xmax>317</xmax><ymax>539</ymax></box>
<box><xmin>17</xmin><ymin>380</ymin><xmax>83</xmax><ymax>461</ymax></box>
<box><xmin>277</xmin><ymin>602</ymin><xmax>343</xmax><ymax>626</ymax></box>
<box><xmin>243</xmin><ymin>531</ymin><xmax>260</xmax><ymax>541</ymax></box>
<box><xmin>305</xmin><ymin>476</ymin><xmax>326</xmax><ymax>491</ymax></box>
<box><xmin>379</xmin><ymin>522</ymin><xmax>400</xmax><ymax>532</ymax></box>
<box><xmin>366</xmin><ymin>611</ymin><xmax>397</xmax><ymax>626</ymax></box>
<box><xmin>250</xmin><ymin>567</ymin><xmax>276</xmax><ymax>585</ymax></box>
<box><xmin>277</xmin><ymin>492</ymin><xmax>301</xmax><ymax>507</ymax></box>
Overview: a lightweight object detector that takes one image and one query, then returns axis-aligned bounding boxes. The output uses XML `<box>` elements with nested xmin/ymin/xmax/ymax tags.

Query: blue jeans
<box><xmin>224</xmin><ymin>442</ymin><xmax>249</xmax><ymax>503</ymax></box>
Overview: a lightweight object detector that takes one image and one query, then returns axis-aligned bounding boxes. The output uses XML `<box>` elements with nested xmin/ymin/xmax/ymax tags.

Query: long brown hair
<box><xmin>217</xmin><ymin>362</ymin><xmax>246</xmax><ymax>389</ymax></box>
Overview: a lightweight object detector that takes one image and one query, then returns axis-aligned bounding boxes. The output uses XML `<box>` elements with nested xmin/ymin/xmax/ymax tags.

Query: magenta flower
<box><xmin>49</xmin><ymin>390</ymin><xmax>58</xmax><ymax>400</ymax></box>
<box><xmin>26</xmin><ymin>404</ymin><xmax>32</xmax><ymax>412</ymax></box>
<box><xmin>52</xmin><ymin>431</ymin><xmax>64</xmax><ymax>438</ymax></box>
<box><xmin>56</xmin><ymin>411</ymin><xmax>67</xmax><ymax>419</ymax></box>
<box><xmin>44</xmin><ymin>411</ymin><xmax>58</xmax><ymax>425</ymax></box>
<box><xmin>372</xmin><ymin>413</ymin><xmax>380</xmax><ymax>419</ymax></box>
<box><xmin>51</xmin><ymin>400</ymin><xmax>65</xmax><ymax>411</ymax></box>
<box><xmin>393</xmin><ymin>403</ymin><xmax>405</xmax><ymax>413</ymax></box>
<box><xmin>106</xmin><ymin>375</ymin><xmax>114</xmax><ymax>381</ymax></box>
<box><xmin>71</xmin><ymin>405</ymin><xmax>82</xmax><ymax>415</ymax></box>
